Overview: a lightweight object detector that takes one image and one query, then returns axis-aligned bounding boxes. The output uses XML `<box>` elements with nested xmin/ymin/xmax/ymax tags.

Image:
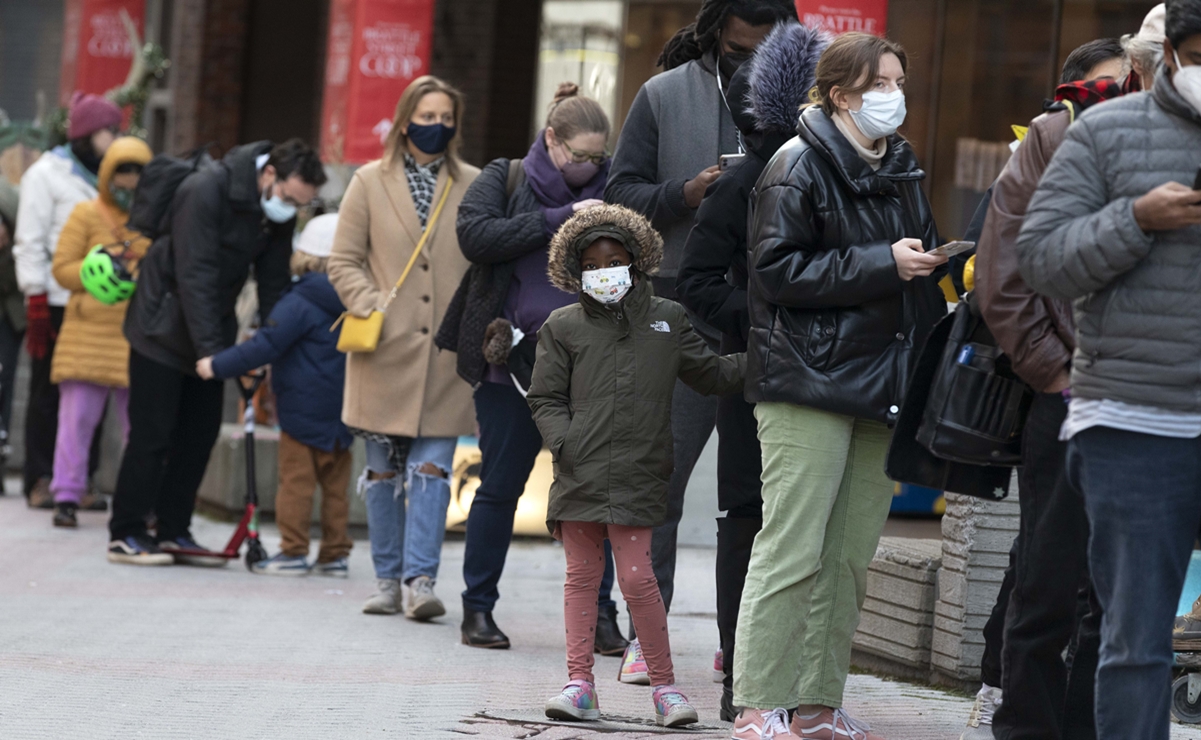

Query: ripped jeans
<box><xmin>362</xmin><ymin>436</ymin><xmax>456</xmax><ymax>583</ymax></box>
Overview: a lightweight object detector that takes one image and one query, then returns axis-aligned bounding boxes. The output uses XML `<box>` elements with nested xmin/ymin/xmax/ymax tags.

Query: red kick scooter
<box><xmin>167</xmin><ymin>371</ymin><xmax>269</xmax><ymax>571</ymax></box>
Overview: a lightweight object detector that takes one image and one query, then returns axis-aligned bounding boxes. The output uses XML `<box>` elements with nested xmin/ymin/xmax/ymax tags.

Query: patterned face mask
<box><xmin>581</xmin><ymin>265</ymin><xmax>632</xmax><ymax>304</ymax></box>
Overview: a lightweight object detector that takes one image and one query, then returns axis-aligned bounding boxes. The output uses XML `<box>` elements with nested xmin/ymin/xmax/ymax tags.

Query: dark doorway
<box><xmin>239</xmin><ymin>0</ymin><xmax>327</xmax><ymax>146</ymax></box>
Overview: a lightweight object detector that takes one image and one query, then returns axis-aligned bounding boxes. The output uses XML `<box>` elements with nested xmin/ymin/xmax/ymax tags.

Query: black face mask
<box><xmin>719</xmin><ymin>50</ymin><xmax>751</xmax><ymax>80</ymax></box>
<box><xmin>70</xmin><ymin>139</ymin><xmax>102</xmax><ymax>176</ymax></box>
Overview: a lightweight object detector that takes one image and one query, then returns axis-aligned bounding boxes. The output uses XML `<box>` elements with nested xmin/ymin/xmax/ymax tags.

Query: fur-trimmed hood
<box><xmin>747</xmin><ymin>22</ymin><xmax>831</xmax><ymax>136</ymax></box>
<box><xmin>547</xmin><ymin>204</ymin><xmax>663</xmax><ymax>293</ymax></box>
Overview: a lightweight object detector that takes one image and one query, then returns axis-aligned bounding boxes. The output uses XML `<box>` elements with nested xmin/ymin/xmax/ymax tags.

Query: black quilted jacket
<box><xmin>746</xmin><ymin>106</ymin><xmax>946</xmax><ymax>424</ymax></box>
<box><xmin>436</xmin><ymin>157</ymin><xmax>545</xmax><ymax>385</ymax></box>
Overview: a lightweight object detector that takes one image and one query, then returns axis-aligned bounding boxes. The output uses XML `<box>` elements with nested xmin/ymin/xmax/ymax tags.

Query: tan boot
<box><xmin>27</xmin><ymin>478</ymin><xmax>53</xmax><ymax>509</ymax></box>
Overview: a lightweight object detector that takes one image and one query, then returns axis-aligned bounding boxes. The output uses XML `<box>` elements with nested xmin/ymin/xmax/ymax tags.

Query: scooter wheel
<box><xmin>245</xmin><ymin>539</ymin><xmax>268</xmax><ymax>571</ymax></box>
<box><xmin>1172</xmin><ymin>674</ymin><xmax>1201</xmax><ymax>724</ymax></box>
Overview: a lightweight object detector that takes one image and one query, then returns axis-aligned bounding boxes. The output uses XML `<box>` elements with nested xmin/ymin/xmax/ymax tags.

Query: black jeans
<box><xmin>995</xmin><ymin>393</ymin><xmax>1099</xmax><ymax>740</ymax></box>
<box><xmin>981</xmin><ymin>538</ymin><xmax>1018</xmax><ymax>689</ymax></box>
<box><xmin>23</xmin><ymin>306</ymin><xmax>63</xmax><ymax>494</ymax></box>
<box><xmin>0</xmin><ymin>316</ymin><xmax>25</xmax><ymax>443</ymax></box>
<box><xmin>109</xmin><ymin>349</ymin><xmax>225</xmax><ymax>541</ymax></box>
<box><xmin>461</xmin><ymin>381</ymin><xmax>615</xmax><ymax>613</ymax></box>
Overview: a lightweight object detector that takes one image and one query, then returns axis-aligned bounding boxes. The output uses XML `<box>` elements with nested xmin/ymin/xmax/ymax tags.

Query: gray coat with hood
<box><xmin>1017</xmin><ymin>75</ymin><xmax>1201</xmax><ymax>411</ymax></box>
<box><xmin>604</xmin><ymin>52</ymin><xmax>740</xmax><ymax>279</ymax></box>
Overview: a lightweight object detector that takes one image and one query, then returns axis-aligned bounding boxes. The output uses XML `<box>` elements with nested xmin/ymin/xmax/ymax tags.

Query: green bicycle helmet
<box><xmin>81</xmin><ymin>244</ymin><xmax>136</xmax><ymax>305</ymax></box>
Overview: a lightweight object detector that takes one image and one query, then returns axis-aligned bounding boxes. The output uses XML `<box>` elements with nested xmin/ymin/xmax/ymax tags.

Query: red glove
<box><xmin>25</xmin><ymin>293</ymin><xmax>52</xmax><ymax>361</ymax></box>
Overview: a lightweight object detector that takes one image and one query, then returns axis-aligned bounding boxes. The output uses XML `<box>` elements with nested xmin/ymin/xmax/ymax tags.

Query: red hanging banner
<box><xmin>320</xmin><ymin>0</ymin><xmax>436</xmax><ymax>164</ymax></box>
<box><xmin>59</xmin><ymin>0</ymin><xmax>145</xmax><ymax>106</ymax></box>
<box><xmin>795</xmin><ymin>1</ymin><xmax>889</xmax><ymax>36</ymax></box>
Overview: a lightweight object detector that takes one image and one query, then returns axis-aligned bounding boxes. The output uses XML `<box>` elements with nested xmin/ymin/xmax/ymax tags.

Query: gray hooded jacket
<box><xmin>1017</xmin><ymin>75</ymin><xmax>1201</xmax><ymax>411</ymax></box>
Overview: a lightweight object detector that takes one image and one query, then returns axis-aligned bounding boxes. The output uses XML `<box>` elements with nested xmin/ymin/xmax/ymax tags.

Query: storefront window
<box><xmin>534</xmin><ymin>1</ymin><xmax>624</xmax><ymax>142</ymax></box>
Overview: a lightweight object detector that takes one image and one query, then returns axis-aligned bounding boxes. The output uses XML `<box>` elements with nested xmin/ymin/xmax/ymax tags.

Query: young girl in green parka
<box><xmin>527</xmin><ymin>204</ymin><xmax>746</xmax><ymax>727</ymax></box>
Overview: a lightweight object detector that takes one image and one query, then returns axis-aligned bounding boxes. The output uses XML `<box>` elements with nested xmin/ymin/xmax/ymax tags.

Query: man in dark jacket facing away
<box><xmin>107</xmin><ymin>139</ymin><xmax>326</xmax><ymax>565</ymax></box>
<box><xmin>603</xmin><ymin>0</ymin><xmax>796</xmax><ymax>646</ymax></box>
<box><xmin>674</xmin><ymin>21</ymin><xmax>827</xmax><ymax>721</ymax></box>
<box><xmin>972</xmin><ymin>39</ymin><xmax>1127</xmax><ymax>740</ymax></box>
<box><xmin>1017</xmin><ymin>2</ymin><xmax>1201</xmax><ymax>736</ymax></box>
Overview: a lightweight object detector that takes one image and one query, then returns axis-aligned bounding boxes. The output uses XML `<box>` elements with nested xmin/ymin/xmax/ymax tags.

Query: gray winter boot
<box><xmin>362</xmin><ymin>578</ymin><xmax>402</xmax><ymax>615</ymax></box>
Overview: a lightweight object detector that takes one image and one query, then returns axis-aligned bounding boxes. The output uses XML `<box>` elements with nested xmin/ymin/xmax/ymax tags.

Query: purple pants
<box><xmin>51</xmin><ymin>381</ymin><xmax>129</xmax><ymax>504</ymax></box>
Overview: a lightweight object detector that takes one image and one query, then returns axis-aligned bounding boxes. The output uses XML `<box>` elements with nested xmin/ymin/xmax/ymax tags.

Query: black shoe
<box><xmin>108</xmin><ymin>534</ymin><xmax>175</xmax><ymax>565</ymax></box>
<box><xmin>53</xmin><ymin>502</ymin><xmax>78</xmax><ymax>528</ymax></box>
<box><xmin>461</xmin><ymin>608</ymin><xmax>510</xmax><ymax>649</ymax></box>
<box><xmin>594</xmin><ymin>603</ymin><xmax>629</xmax><ymax>656</ymax></box>
<box><xmin>716</xmin><ymin>516</ymin><xmax>762</xmax><ymax>723</ymax></box>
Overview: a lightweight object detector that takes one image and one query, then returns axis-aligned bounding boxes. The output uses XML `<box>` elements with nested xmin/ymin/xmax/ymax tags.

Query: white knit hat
<box><xmin>1139</xmin><ymin>3</ymin><xmax>1165</xmax><ymax>43</ymax></box>
<box><xmin>295</xmin><ymin>213</ymin><xmax>338</xmax><ymax>258</ymax></box>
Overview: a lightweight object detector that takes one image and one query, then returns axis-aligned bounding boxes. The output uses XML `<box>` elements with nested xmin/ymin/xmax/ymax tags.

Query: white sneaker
<box><xmin>404</xmin><ymin>575</ymin><xmax>446</xmax><ymax>620</ymax></box>
<box><xmin>960</xmin><ymin>684</ymin><xmax>1001</xmax><ymax>740</ymax></box>
<box><xmin>362</xmin><ymin>579</ymin><xmax>402</xmax><ymax>615</ymax></box>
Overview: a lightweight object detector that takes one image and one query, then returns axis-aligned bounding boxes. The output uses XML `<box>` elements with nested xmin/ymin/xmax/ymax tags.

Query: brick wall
<box><xmin>430</xmin><ymin>0</ymin><xmax>541</xmax><ymax>168</ymax></box>
<box><xmin>194</xmin><ymin>0</ymin><xmax>251</xmax><ymax>156</ymax></box>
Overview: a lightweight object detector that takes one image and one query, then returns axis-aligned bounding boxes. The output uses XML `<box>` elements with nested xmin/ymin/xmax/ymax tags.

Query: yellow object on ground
<box><xmin>446</xmin><ymin>440</ymin><xmax>552</xmax><ymax>537</ymax></box>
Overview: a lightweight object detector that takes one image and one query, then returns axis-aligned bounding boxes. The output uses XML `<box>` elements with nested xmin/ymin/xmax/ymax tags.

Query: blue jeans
<box><xmin>363</xmin><ymin>436</ymin><xmax>456</xmax><ymax>583</ymax></box>
<box><xmin>1066</xmin><ymin>426</ymin><xmax>1201</xmax><ymax>740</ymax></box>
<box><xmin>462</xmin><ymin>381</ymin><xmax>615</xmax><ymax>613</ymax></box>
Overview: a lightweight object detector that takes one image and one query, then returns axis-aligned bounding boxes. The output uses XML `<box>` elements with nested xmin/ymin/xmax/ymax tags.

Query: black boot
<box><xmin>461</xmin><ymin>608</ymin><xmax>510</xmax><ymax>649</ymax></box>
<box><xmin>716</xmin><ymin>516</ymin><xmax>762</xmax><ymax>722</ymax></box>
<box><xmin>594</xmin><ymin>603</ymin><xmax>629</xmax><ymax>656</ymax></box>
<box><xmin>53</xmin><ymin>502</ymin><xmax>78</xmax><ymax>528</ymax></box>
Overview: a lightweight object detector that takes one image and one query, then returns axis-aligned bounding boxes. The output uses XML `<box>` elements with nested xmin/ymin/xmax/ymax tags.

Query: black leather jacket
<box><xmin>746</xmin><ymin>106</ymin><xmax>946</xmax><ymax>424</ymax></box>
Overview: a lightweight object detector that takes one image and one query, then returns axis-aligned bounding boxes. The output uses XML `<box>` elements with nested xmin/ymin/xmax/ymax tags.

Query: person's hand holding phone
<box><xmin>892</xmin><ymin>238</ymin><xmax>948</xmax><ymax>281</ymax></box>
<box><xmin>683</xmin><ymin>166</ymin><xmax>722</xmax><ymax>209</ymax></box>
<box><xmin>1133</xmin><ymin>181</ymin><xmax>1201</xmax><ymax>232</ymax></box>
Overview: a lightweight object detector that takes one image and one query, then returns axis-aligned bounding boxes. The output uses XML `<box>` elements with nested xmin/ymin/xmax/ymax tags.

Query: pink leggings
<box><xmin>562</xmin><ymin>521</ymin><xmax>674</xmax><ymax>685</ymax></box>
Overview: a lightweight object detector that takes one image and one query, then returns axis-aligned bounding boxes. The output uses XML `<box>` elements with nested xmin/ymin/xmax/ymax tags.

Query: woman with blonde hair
<box><xmin>329</xmin><ymin>75</ymin><xmax>478</xmax><ymax>620</ymax></box>
<box><xmin>437</xmin><ymin>82</ymin><xmax>620</xmax><ymax>651</ymax></box>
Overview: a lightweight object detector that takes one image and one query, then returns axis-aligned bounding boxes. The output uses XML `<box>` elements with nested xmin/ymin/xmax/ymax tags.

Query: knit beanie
<box><xmin>295</xmin><ymin>213</ymin><xmax>338</xmax><ymax>258</ymax></box>
<box><xmin>67</xmin><ymin>92</ymin><xmax>122</xmax><ymax>140</ymax></box>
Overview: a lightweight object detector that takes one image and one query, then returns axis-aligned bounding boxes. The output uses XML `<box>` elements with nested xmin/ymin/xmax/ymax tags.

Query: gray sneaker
<box><xmin>405</xmin><ymin>575</ymin><xmax>446</xmax><ymax>621</ymax></box>
<box><xmin>362</xmin><ymin>579</ymin><xmax>402</xmax><ymax>615</ymax></box>
<box><xmin>960</xmin><ymin>684</ymin><xmax>1001</xmax><ymax>740</ymax></box>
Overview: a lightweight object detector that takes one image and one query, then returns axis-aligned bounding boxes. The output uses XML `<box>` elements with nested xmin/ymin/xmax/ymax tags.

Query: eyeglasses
<box><xmin>559</xmin><ymin>138</ymin><xmax>609</xmax><ymax>165</ymax></box>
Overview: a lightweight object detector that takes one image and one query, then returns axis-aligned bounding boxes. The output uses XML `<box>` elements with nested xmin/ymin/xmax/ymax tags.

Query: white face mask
<box><xmin>581</xmin><ymin>265</ymin><xmax>632</xmax><ymax>305</ymax></box>
<box><xmin>1174</xmin><ymin>51</ymin><xmax>1201</xmax><ymax>115</ymax></box>
<box><xmin>849</xmin><ymin>89</ymin><xmax>907</xmax><ymax>141</ymax></box>
<box><xmin>261</xmin><ymin>181</ymin><xmax>297</xmax><ymax>223</ymax></box>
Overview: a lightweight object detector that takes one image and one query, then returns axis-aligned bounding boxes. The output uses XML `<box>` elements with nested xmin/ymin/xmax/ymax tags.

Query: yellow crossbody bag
<box><xmin>331</xmin><ymin>178</ymin><xmax>454</xmax><ymax>353</ymax></box>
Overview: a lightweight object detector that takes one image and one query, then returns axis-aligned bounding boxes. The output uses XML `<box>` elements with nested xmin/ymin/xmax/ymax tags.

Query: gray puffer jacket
<box><xmin>1017</xmin><ymin>75</ymin><xmax>1201</xmax><ymax>411</ymax></box>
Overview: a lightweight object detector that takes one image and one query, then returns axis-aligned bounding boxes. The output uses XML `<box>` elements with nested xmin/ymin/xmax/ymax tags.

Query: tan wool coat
<box><xmin>328</xmin><ymin>157</ymin><xmax>478</xmax><ymax>438</ymax></box>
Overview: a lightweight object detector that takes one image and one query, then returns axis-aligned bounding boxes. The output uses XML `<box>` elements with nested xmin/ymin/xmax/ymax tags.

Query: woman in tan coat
<box><xmin>329</xmin><ymin>75</ymin><xmax>478</xmax><ymax>620</ymax></box>
<box><xmin>48</xmin><ymin>136</ymin><xmax>152</xmax><ymax>527</ymax></box>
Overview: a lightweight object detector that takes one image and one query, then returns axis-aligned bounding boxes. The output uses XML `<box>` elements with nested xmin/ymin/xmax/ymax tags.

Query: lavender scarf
<box><xmin>522</xmin><ymin>129</ymin><xmax>609</xmax><ymax>238</ymax></box>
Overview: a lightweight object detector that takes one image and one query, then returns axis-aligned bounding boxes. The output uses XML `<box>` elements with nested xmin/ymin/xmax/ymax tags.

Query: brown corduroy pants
<box><xmin>276</xmin><ymin>431</ymin><xmax>353</xmax><ymax>562</ymax></box>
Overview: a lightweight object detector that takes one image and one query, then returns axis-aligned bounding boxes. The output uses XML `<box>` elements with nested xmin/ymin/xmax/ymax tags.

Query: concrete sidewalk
<box><xmin>2</xmin><ymin>491</ymin><xmax>1197</xmax><ymax>739</ymax></box>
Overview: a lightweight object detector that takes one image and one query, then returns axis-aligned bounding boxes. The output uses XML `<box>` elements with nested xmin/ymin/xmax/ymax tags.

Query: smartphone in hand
<box><xmin>1192</xmin><ymin>165</ymin><xmax>1201</xmax><ymax>190</ymax></box>
<box><xmin>719</xmin><ymin>153</ymin><xmax>745</xmax><ymax>172</ymax></box>
<box><xmin>927</xmin><ymin>240</ymin><xmax>976</xmax><ymax>258</ymax></box>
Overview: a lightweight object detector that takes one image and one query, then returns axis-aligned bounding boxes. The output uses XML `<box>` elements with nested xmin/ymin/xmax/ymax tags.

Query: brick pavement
<box><xmin>2</xmin><ymin>491</ymin><xmax>1200</xmax><ymax>739</ymax></box>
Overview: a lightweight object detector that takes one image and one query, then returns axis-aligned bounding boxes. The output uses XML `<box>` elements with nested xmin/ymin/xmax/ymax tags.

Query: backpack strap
<box><xmin>506</xmin><ymin>158</ymin><xmax>526</xmax><ymax>198</ymax></box>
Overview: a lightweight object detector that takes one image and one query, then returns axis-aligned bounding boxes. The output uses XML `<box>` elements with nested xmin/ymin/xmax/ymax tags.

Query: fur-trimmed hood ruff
<box><xmin>747</xmin><ymin>22</ymin><xmax>831</xmax><ymax>136</ymax></box>
<box><xmin>547</xmin><ymin>204</ymin><xmax>663</xmax><ymax>293</ymax></box>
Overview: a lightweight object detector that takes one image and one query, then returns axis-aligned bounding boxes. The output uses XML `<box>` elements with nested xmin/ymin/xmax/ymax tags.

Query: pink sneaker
<box><xmin>791</xmin><ymin>708</ymin><xmax>884</xmax><ymax>739</ymax></box>
<box><xmin>714</xmin><ymin>647</ymin><xmax>725</xmax><ymax>682</ymax></box>
<box><xmin>732</xmin><ymin>708</ymin><xmax>798</xmax><ymax>739</ymax></box>
<box><xmin>618</xmin><ymin>638</ymin><xmax>649</xmax><ymax>685</ymax></box>
<box><xmin>544</xmin><ymin>679</ymin><xmax>600</xmax><ymax>721</ymax></box>
<box><xmin>653</xmin><ymin>685</ymin><xmax>699</xmax><ymax>727</ymax></box>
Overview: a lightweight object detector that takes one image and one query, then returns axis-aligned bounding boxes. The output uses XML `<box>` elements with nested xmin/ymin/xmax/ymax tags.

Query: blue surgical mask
<box><xmin>407</xmin><ymin>122</ymin><xmax>456</xmax><ymax>155</ymax></box>
<box><xmin>261</xmin><ymin>182</ymin><xmax>297</xmax><ymax>223</ymax></box>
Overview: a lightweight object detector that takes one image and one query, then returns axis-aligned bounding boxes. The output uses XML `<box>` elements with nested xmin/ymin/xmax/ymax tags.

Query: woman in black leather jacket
<box><xmin>730</xmin><ymin>33</ymin><xmax>947</xmax><ymax>739</ymax></box>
